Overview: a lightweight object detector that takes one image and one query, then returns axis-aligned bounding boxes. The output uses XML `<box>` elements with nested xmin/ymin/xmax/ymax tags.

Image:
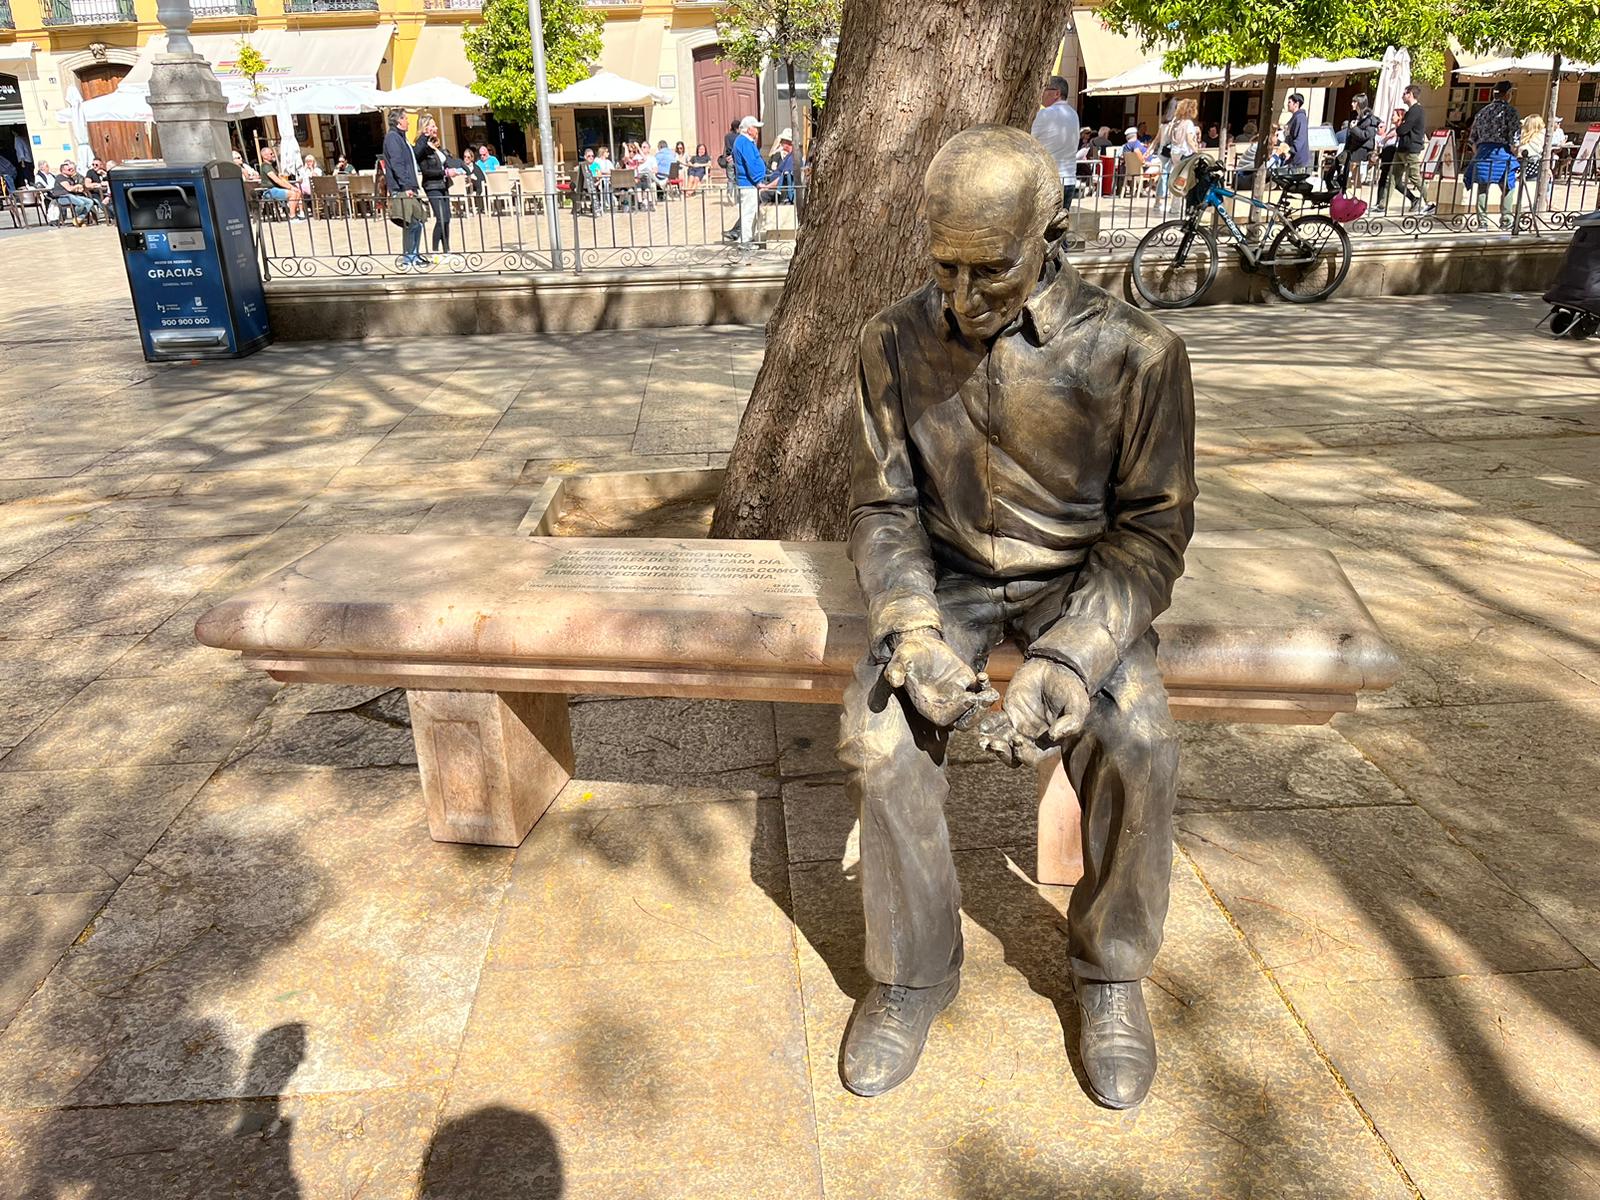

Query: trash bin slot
<box><xmin>151</xmin><ymin>328</ymin><xmax>230</xmax><ymax>351</ymax></box>
<box><xmin>126</xmin><ymin>185</ymin><xmax>204</xmax><ymax>231</ymax></box>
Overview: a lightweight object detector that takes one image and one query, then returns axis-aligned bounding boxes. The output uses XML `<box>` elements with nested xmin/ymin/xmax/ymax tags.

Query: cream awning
<box><xmin>122</xmin><ymin>27</ymin><xmax>396</xmax><ymax>93</ymax></box>
<box><xmin>1072</xmin><ymin>10</ymin><xmax>1162</xmax><ymax>88</ymax></box>
<box><xmin>402</xmin><ymin>25</ymin><xmax>475</xmax><ymax>89</ymax></box>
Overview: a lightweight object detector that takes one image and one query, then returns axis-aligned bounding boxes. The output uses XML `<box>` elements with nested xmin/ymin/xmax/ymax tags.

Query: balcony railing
<box><xmin>584</xmin><ymin>0</ymin><xmax>642</xmax><ymax>7</ymax></box>
<box><xmin>42</xmin><ymin>0</ymin><xmax>135</xmax><ymax>25</ymax></box>
<box><xmin>422</xmin><ymin>0</ymin><xmax>482</xmax><ymax>10</ymax></box>
<box><xmin>285</xmin><ymin>0</ymin><xmax>378</xmax><ymax>13</ymax></box>
<box><xmin>0</xmin><ymin>0</ymin><xmax>14</xmax><ymax>30</ymax></box>
<box><xmin>191</xmin><ymin>0</ymin><xmax>256</xmax><ymax>15</ymax></box>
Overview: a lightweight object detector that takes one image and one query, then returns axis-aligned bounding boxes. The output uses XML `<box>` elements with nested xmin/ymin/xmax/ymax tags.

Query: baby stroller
<box><xmin>1544</xmin><ymin>211</ymin><xmax>1600</xmax><ymax>339</ymax></box>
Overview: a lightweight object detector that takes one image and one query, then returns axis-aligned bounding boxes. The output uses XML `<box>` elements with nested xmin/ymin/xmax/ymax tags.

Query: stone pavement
<box><xmin>1</xmin><ymin>225</ymin><xmax>1598</xmax><ymax>1199</ymax></box>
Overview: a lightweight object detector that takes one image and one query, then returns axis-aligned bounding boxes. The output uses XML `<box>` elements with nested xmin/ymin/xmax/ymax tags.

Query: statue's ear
<box><xmin>1043</xmin><ymin>207</ymin><xmax>1072</xmax><ymax>248</ymax></box>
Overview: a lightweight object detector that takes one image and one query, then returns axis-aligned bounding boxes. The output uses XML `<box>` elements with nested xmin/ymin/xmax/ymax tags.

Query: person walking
<box><xmin>1333</xmin><ymin>94</ymin><xmax>1378</xmax><ymax>192</ymax></box>
<box><xmin>382</xmin><ymin>109</ymin><xmax>428</xmax><ymax>267</ymax></box>
<box><xmin>1468</xmin><ymin>80</ymin><xmax>1521</xmax><ymax>228</ymax></box>
<box><xmin>1282</xmin><ymin>93</ymin><xmax>1311</xmax><ymax>169</ymax></box>
<box><xmin>1376</xmin><ymin>84</ymin><xmax>1431</xmax><ymax>216</ymax></box>
<box><xmin>1030</xmin><ymin>74</ymin><xmax>1081</xmax><ymax>210</ymax></box>
<box><xmin>1520</xmin><ymin>113</ymin><xmax>1550</xmax><ymax>204</ymax></box>
<box><xmin>1160</xmin><ymin>97</ymin><xmax>1201</xmax><ymax>213</ymax></box>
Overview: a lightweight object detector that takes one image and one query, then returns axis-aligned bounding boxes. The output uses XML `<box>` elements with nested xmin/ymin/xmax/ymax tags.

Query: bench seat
<box><xmin>196</xmin><ymin>536</ymin><xmax>1399</xmax><ymax>883</ymax></box>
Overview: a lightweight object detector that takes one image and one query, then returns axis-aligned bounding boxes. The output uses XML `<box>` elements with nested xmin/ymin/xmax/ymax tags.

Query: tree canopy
<box><xmin>462</xmin><ymin>0</ymin><xmax>604</xmax><ymax>128</ymax></box>
<box><xmin>1455</xmin><ymin>0</ymin><xmax>1600</xmax><ymax>62</ymax></box>
<box><xmin>715</xmin><ymin>0</ymin><xmax>841</xmax><ymax>107</ymax></box>
<box><xmin>1097</xmin><ymin>0</ymin><xmax>1451</xmax><ymax>84</ymax></box>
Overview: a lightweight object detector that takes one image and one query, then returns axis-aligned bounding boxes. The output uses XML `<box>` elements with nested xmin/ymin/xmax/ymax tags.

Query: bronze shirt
<box><xmin>848</xmin><ymin>252</ymin><xmax>1198</xmax><ymax>693</ymax></box>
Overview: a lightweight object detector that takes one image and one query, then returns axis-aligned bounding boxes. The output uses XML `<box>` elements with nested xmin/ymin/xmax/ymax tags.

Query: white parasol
<box><xmin>1373</xmin><ymin>46</ymin><xmax>1411</xmax><ymax>125</ymax></box>
<box><xmin>62</xmin><ymin>84</ymin><xmax>93</xmax><ymax>170</ymax></box>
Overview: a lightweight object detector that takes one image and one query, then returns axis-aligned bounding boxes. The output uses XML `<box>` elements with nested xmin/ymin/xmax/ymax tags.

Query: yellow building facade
<box><xmin>0</xmin><ymin>0</ymin><xmax>753</xmax><ymax>174</ymax></box>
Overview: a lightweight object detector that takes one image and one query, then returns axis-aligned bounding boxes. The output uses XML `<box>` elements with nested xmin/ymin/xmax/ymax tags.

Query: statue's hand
<box><xmin>884</xmin><ymin>630</ymin><xmax>996</xmax><ymax>729</ymax></box>
<box><xmin>1004</xmin><ymin>657</ymin><xmax>1092</xmax><ymax>744</ymax></box>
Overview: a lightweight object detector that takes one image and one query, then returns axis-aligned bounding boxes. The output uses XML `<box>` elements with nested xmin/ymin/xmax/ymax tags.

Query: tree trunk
<box><xmin>710</xmin><ymin>0</ymin><xmax>1071</xmax><ymax>541</ymax></box>
<box><xmin>1535</xmin><ymin>54</ymin><xmax>1562</xmax><ymax>217</ymax></box>
<box><xmin>1251</xmin><ymin>41</ymin><xmax>1280</xmax><ymax>204</ymax></box>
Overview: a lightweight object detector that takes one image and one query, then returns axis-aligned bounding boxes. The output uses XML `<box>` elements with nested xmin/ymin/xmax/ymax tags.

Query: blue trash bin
<box><xmin>110</xmin><ymin>161</ymin><xmax>272</xmax><ymax>362</ymax></box>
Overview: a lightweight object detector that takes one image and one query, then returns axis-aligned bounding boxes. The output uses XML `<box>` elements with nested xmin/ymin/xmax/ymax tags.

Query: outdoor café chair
<box><xmin>485</xmin><ymin>169</ymin><xmax>516</xmax><ymax>216</ymax></box>
<box><xmin>310</xmin><ymin>175</ymin><xmax>344</xmax><ymax>219</ymax></box>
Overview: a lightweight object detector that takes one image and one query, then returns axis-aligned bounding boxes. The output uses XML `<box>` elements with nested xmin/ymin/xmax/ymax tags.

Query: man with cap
<box><xmin>1030</xmin><ymin>74</ymin><xmax>1081</xmax><ymax>210</ymax></box>
<box><xmin>724</xmin><ymin>114</ymin><xmax>770</xmax><ymax>249</ymax></box>
<box><xmin>837</xmin><ymin>124</ymin><xmax>1196</xmax><ymax>1109</ymax></box>
<box><xmin>772</xmin><ymin>127</ymin><xmax>802</xmax><ymax>204</ymax></box>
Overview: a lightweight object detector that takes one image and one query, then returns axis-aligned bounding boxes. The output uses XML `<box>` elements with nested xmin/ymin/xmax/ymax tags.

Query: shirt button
<box><xmin>989</xmin><ymin>434</ymin><xmax>1000</xmax><ymax>444</ymax></box>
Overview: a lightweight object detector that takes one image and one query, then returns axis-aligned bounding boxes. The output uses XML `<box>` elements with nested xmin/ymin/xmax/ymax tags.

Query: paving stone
<box><xmin>0</xmin><ymin>635</ymin><xmax>142</xmax><ymax>747</ymax></box>
<box><xmin>0</xmin><ymin>535</ymin><xmax>257</xmax><ymax>638</ymax></box>
<box><xmin>0</xmin><ymin>891</ymin><xmax>107</xmax><ymax>1034</ymax></box>
<box><xmin>1338</xmin><ymin>699</ymin><xmax>1600</xmax><ymax>963</ymax></box>
<box><xmin>488</xmin><ymin>795</ymin><xmax>792</xmax><ymax>968</ymax></box>
<box><xmin>3</xmin><ymin>676</ymin><xmax>279</xmax><ymax>770</ymax></box>
<box><xmin>570</xmin><ymin>696</ymin><xmax>780</xmax><ymax>797</ymax></box>
<box><xmin>226</xmin><ymin>685</ymin><xmax>417</xmax><ymax>771</ymax></box>
<box><xmin>0</xmin><ymin>1085</ymin><xmax>442</xmax><ymax>1199</ymax></box>
<box><xmin>1180</xmin><ymin>806</ymin><xmax>1585</xmax><ymax>983</ymax></box>
<box><xmin>442</xmin><ymin>957</ymin><xmax>820</xmax><ymax>1200</ymax></box>
<box><xmin>1176</xmin><ymin>722</ymin><xmax>1409</xmax><ymax>811</ymax></box>
<box><xmin>0</xmin><ymin>765</ymin><xmax>214</xmax><ymax>891</ymax></box>
<box><xmin>0</xmin><ymin>766</ymin><xmax>510</xmax><ymax>1107</ymax></box>
<box><xmin>1290</xmin><ymin>968</ymin><xmax>1600</xmax><ymax>1200</ymax></box>
<box><xmin>789</xmin><ymin>850</ymin><xmax>1412</xmax><ymax>1200</ymax></box>
<box><xmin>1359</xmin><ymin>591</ymin><xmax>1600</xmax><ymax>708</ymax></box>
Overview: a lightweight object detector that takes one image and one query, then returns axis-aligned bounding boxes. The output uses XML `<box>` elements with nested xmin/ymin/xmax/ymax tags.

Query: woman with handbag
<box><xmin>1332</xmin><ymin>94</ymin><xmax>1378</xmax><ymax>193</ymax></box>
<box><xmin>414</xmin><ymin>115</ymin><xmax>463</xmax><ymax>254</ymax></box>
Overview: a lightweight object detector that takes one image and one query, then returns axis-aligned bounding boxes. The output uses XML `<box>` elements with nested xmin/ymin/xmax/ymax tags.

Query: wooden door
<box><xmin>77</xmin><ymin>65</ymin><xmax>149</xmax><ymax>163</ymax></box>
<box><xmin>693</xmin><ymin>45</ymin><xmax>758</xmax><ymax>154</ymax></box>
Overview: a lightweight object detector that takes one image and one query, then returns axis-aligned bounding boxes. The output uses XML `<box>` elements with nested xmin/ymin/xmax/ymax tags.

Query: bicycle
<box><xmin>1130</xmin><ymin>156</ymin><xmax>1353</xmax><ymax>308</ymax></box>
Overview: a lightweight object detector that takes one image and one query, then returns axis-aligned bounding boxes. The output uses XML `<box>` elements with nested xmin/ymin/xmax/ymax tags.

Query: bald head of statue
<box><xmin>924</xmin><ymin>125</ymin><xmax>1064</xmax><ymax>342</ymax></box>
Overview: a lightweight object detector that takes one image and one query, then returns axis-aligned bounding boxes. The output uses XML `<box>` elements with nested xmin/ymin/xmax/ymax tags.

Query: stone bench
<box><xmin>195</xmin><ymin>537</ymin><xmax>1400</xmax><ymax>885</ymax></box>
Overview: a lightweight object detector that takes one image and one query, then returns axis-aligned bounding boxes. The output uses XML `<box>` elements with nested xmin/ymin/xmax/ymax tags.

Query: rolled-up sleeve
<box><xmin>847</xmin><ymin>316</ymin><xmax>942</xmax><ymax>659</ymax></box>
<box><xmin>1029</xmin><ymin>338</ymin><xmax>1197</xmax><ymax>692</ymax></box>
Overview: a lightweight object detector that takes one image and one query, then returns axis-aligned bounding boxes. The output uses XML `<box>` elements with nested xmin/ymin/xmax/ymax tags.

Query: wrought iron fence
<box><xmin>421</xmin><ymin>0</ymin><xmax>481</xmax><ymax>9</ymax></box>
<box><xmin>191</xmin><ymin>0</ymin><xmax>256</xmax><ymax>14</ymax></box>
<box><xmin>42</xmin><ymin>0</ymin><xmax>135</xmax><ymax>24</ymax></box>
<box><xmin>1066</xmin><ymin>144</ymin><xmax>1599</xmax><ymax>255</ymax></box>
<box><xmin>257</xmin><ymin>171</ymin><xmax>803</xmax><ymax>279</ymax></box>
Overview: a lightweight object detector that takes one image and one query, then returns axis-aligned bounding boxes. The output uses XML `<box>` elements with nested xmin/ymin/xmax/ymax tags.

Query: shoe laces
<box><xmin>869</xmin><ymin>984</ymin><xmax>910</xmax><ymax>1022</ymax></box>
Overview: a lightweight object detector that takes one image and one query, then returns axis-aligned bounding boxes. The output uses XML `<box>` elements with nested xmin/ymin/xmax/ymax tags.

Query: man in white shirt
<box><xmin>1029</xmin><ymin>74</ymin><xmax>1081</xmax><ymax>209</ymax></box>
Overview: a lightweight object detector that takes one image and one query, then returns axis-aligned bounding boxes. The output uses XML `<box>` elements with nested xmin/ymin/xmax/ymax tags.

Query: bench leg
<box><xmin>1035</xmin><ymin>749</ymin><xmax>1084</xmax><ymax>887</ymax></box>
<box><xmin>407</xmin><ymin>690</ymin><xmax>575</xmax><ymax>847</ymax></box>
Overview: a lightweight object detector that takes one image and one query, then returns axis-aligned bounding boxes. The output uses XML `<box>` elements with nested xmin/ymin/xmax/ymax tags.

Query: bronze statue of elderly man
<box><xmin>837</xmin><ymin>124</ymin><xmax>1197</xmax><ymax>1108</ymax></box>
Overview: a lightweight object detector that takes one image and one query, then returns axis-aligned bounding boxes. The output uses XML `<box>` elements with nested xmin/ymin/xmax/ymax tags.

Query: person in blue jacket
<box><xmin>723</xmin><ymin>115</ymin><xmax>771</xmax><ymax>248</ymax></box>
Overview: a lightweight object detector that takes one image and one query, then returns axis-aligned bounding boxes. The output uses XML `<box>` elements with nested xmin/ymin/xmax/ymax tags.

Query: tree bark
<box><xmin>711</xmin><ymin>0</ymin><xmax>1071</xmax><ymax>541</ymax></box>
<box><xmin>1251</xmin><ymin>41</ymin><xmax>1280</xmax><ymax>204</ymax></box>
<box><xmin>1535</xmin><ymin>54</ymin><xmax>1562</xmax><ymax>217</ymax></box>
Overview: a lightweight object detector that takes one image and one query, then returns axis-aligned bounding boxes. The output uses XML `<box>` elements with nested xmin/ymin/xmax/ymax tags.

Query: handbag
<box><xmin>1329</xmin><ymin>193</ymin><xmax>1367</xmax><ymax>223</ymax></box>
<box><xmin>389</xmin><ymin>194</ymin><xmax>427</xmax><ymax>228</ymax></box>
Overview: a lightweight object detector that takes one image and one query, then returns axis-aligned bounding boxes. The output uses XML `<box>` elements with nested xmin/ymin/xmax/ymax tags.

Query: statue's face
<box><xmin>927</xmin><ymin>198</ymin><xmax>1046</xmax><ymax>342</ymax></box>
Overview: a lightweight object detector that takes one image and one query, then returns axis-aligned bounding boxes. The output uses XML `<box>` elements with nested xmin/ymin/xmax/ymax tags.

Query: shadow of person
<box><xmin>420</xmin><ymin>1105</ymin><xmax>564</xmax><ymax>1200</ymax></box>
<box><xmin>231</xmin><ymin>1022</ymin><xmax>310</xmax><ymax>1139</ymax></box>
<box><xmin>12</xmin><ymin>1023</ymin><xmax>309</xmax><ymax>1200</ymax></box>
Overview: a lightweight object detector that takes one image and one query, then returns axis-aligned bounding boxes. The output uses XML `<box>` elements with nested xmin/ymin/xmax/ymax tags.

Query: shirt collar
<box><xmin>935</xmin><ymin>246</ymin><xmax>1082</xmax><ymax>346</ymax></box>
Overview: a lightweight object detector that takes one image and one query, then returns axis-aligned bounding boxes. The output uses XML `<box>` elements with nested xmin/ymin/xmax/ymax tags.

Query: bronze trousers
<box><xmin>838</xmin><ymin>571</ymin><xmax>1179</xmax><ymax>988</ymax></box>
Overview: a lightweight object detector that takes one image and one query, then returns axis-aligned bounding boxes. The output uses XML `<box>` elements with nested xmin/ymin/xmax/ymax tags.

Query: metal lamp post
<box><xmin>526</xmin><ymin>0</ymin><xmax>565</xmax><ymax>269</ymax></box>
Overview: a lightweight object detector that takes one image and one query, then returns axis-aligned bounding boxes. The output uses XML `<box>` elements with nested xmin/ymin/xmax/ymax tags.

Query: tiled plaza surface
<box><xmin>1</xmin><ymin>225</ymin><xmax>1598</xmax><ymax>1199</ymax></box>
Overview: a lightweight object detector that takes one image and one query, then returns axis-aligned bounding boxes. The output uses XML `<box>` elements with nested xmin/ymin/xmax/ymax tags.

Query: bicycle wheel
<box><xmin>1267</xmin><ymin>214</ymin><xmax>1351</xmax><ymax>303</ymax></box>
<box><xmin>1131</xmin><ymin>220</ymin><xmax>1219</xmax><ymax>309</ymax></box>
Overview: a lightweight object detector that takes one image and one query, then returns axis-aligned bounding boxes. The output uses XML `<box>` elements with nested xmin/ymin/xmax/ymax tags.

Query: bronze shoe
<box><xmin>1074</xmin><ymin>976</ymin><xmax>1157</xmax><ymax>1108</ymax></box>
<box><xmin>839</xmin><ymin>975</ymin><xmax>959</xmax><ymax>1097</ymax></box>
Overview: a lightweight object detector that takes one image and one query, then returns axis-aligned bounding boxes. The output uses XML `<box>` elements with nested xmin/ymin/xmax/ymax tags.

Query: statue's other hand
<box><xmin>1004</xmin><ymin>657</ymin><xmax>1092</xmax><ymax>743</ymax></box>
<box><xmin>884</xmin><ymin>630</ymin><xmax>992</xmax><ymax>728</ymax></box>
